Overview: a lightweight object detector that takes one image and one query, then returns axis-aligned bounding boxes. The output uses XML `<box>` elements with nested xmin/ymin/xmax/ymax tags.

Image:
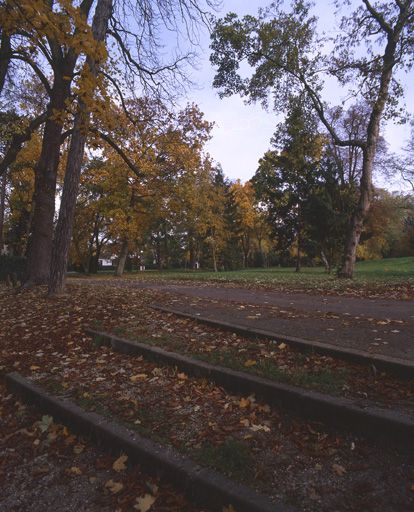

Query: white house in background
<box><xmin>98</xmin><ymin>257</ymin><xmax>116</xmax><ymax>268</ymax></box>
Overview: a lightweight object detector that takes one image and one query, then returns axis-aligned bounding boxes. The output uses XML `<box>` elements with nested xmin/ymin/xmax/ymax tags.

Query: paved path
<box><xmin>75</xmin><ymin>279</ymin><xmax>414</xmax><ymax>361</ymax></box>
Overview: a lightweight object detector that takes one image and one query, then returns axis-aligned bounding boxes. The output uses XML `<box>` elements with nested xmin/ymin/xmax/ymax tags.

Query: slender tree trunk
<box><xmin>295</xmin><ymin>230</ymin><xmax>301</xmax><ymax>272</ymax></box>
<box><xmin>0</xmin><ymin>171</ymin><xmax>6</xmax><ymax>253</ymax></box>
<box><xmin>211</xmin><ymin>241</ymin><xmax>218</xmax><ymax>272</ymax></box>
<box><xmin>320</xmin><ymin>250</ymin><xmax>331</xmax><ymax>273</ymax></box>
<box><xmin>0</xmin><ymin>31</ymin><xmax>11</xmax><ymax>95</ymax></box>
<box><xmin>115</xmin><ymin>238</ymin><xmax>129</xmax><ymax>276</ymax></box>
<box><xmin>48</xmin><ymin>0</ymin><xmax>112</xmax><ymax>295</ymax></box>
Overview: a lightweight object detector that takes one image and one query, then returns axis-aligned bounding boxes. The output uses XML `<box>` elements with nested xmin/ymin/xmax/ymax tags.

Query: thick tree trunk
<box><xmin>26</xmin><ymin>98</ymin><xmax>66</xmax><ymax>284</ymax></box>
<box><xmin>337</xmin><ymin>153</ymin><xmax>374</xmax><ymax>278</ymax></box>
<box><xmin>115</xmin><ymin>238</ymin><xmax>129</xmax><ymax>276</ymax></box>
<box><xmin>0</xmin><ymin>171</ymin><xmax>6</xmax><ymax>253</ymax></box>
<box><xmin>48</xmin><ymin>0</ymin><xmax>112</xmax><ymax>295</ymax></box>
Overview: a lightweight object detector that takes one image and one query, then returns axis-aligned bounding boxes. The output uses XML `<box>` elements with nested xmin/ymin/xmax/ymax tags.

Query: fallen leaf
<box><xmin>130</xmin><ymin>374</ymin><xmax>148</xmax><ymax>382</ymax></box>
<box><xmin>38</xmin><ymin>415</ymin><xmax>53</xmax><ymax>433</ymax></box>
<box><xmin>73</xmin><ymin>444</ymin><xmax>85</xmax><ymax>454</ymax></box>
<box><xmin>67</xmin><ymin>466</ymin><xmax>82</xmax><ymax>476</ymax></box>
<box><xmin>177</xmin><ymin>372</ymin><xmax>188</xmax><ymax>380</ymax></box>
<box><xmin>30</xmin><ymin>365</ymin><xmax>41</xmax><ymax>371</ymax></box>
<box><xmin>250</xmin><ymin>424</ymin><xmax>271</xmax><ymax>432</ymax></box>
<box><xmin>105</xmin><ymin>479</ymin><xmax>124</xmax><ymax>494</ymax></box>
<box><xmin>239</xmin><ymin>398</ymin><xmax>250</xmax><ymax>408</ymax></box>
<box><xmin>332</xmin><ymin>463</ymin><xmax>346</xmax><ymax>476</ymax></box>
<box><xmin>278</xmin><ymin>343</ymin><xmax>287</xmax><ymax>350</ymax></box>
<box><xmin>134</xmin><ymin>493</ymin><xmax>156</xmax><ymax>511</ymax></box>
<box><xmin>113</xmin><ymin>454</ymin><xmax>128</xmax><ymax>472</ymax></box>
<box><xmin>244</xmin><ymin>359</ymin><xmax>257</xmax><ymax>367</ymax></box>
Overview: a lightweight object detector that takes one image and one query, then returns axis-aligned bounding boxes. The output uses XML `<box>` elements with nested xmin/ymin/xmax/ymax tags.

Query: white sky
<box><xmin>178</xmin><ymin>0</ymin><xmax>414</xmax><ymax>188</ymax></box>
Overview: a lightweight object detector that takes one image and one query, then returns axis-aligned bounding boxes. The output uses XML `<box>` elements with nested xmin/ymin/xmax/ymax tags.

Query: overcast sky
<box><xmin>178</xmin><ymin>0</ymin><xmax>414</xmax><ymax>189</ymax></box>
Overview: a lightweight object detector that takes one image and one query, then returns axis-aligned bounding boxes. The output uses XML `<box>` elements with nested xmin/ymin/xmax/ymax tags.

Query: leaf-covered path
<box><xmin>76</xmin><ymin>278</ymin><xmax>414</xmax><ymax>360</ymax></box>
<box><xmin>1</xmin><ymin>282</ymin><xmax>413</xmax><ymax>511</ymax></box>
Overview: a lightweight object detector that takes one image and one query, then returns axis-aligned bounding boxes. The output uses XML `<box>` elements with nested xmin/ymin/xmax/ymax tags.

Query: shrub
<box><xmin>0</xmin><ymin>255</ymin><xmax>27</xmax><ymax>285</ymax></box>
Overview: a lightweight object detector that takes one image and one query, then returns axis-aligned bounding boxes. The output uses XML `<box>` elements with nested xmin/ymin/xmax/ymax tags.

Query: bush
<box><xmin>0</xmin><ymin>255</ymin><xmax>27</xmax><ymax>285</ymax></box>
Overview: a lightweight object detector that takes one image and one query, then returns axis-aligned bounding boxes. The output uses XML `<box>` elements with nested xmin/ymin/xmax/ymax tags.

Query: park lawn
<box><xmin>76</xmin><ymin>256</ymin><xmax>414</xmax><ymax>298</ymax></box>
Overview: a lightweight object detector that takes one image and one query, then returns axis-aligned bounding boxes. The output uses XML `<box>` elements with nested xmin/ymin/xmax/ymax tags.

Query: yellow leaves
<box><xmin>278</xmin><ymin>342</ymin><xmax>287</xmax><ymax>350</ymax></box>
<box><xmin>238</xmin><ymin>397</ymin><xmax>250</xmax><ymax>408</ymax></box>
<box><xmin>244</xmin><ymin>359</ymin><xmax>257</xmax><ymax>367</ymax></box>
<box><xmin>134</xmin><ymin>493</ymin><xmax>157</xmax><ymax>512</ymax></box>
<box><xmin>223</xmin><ymin>505</ymin><xmax>237</xmax><ymax>512</ymax></box>
<box><xmin>130</xmin><ymin>373</ymin><xmax>148</xmax><ymax>382</ymax></box>
<box><xmin>105</xmin><ymin>479</ymin><xmax>124</xmax><ymax>494</ymax></box>
<box><xmin>66</xmin><ymin>466</ymin><xmax>82</xmax><ymax>476</ymax></box>
<box><xmin>112</xmin><ymin>454</ymin><xmax>128</xmax><ymax>472</ymax></box>
<box><xmin>30</xmin><ymin>365</ymin><xmax>41</xmax><ymax>371</ymax></box>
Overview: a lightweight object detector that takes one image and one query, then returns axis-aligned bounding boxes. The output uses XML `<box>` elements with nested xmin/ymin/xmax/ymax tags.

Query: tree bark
<box><xmin>338</xmin><ymin>16</ymin><xmax>403</xmax><ymax>278</ymax></box>
<box><xmin>115</xmin><ymin>238</ymin><xmax>129</xmax><ymax>276</ymax></box>
<box><xmin>26</xmin><ymin>88</ymin><xmax>68</xmax><ymax>284</ymax></box>
<box><xmin>0</xmin><ymin>30</ymin><xmax>11</xmax><ymax>95</ymax></box>
<box><xmin>48</xmin><ymin>0</ymin><xmax>112</xmax><ymax>295</ymax></box>
<box><xmin>320</xmin><ymin>250</ymin><xmax>331</xmax><ymax>273</ymax></box>
<box><xmin>211</xmin><ymin>240</ymin><xmax>218</xmax><ymax>272</ymax></box>
<box><xmin>295</xmin><ymin>230</ymin><xmax>301</xmax><ymax>272</ymax></box>
<box><xmin>0</xmin><ymin>170</ymin><xmax>7</xmax><ymax>253</ymax></box>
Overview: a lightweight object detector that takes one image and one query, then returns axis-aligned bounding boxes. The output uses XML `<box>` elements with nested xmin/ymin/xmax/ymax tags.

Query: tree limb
<box><xmin>89</xmin><ymin>127</ymin><xmax>145</xmax><ymax>178</ymax></box>
<box><xmin>11</xmin><ymin>53</ymin><xmax>52</xmax><ymax>94</ymax></box>
<box><xmin>362</xmin><ymin>0</ymin><xmax>393</xmax><ymax>35</ymax></box>
<box><xmin>0</xmin><ymin>111</ymin><xmax>47</xmax><ymax>177</ymax></box>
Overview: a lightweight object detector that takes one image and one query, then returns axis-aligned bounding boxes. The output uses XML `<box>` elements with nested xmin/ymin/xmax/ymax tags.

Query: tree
<box><xmin>210</xmin><ymin>0</ymin><xmax>414</xmax><ymax>277</ymax></box>
<box><xmin>48</xmin><ymin>0</ymin><xmax>112</xmax><ymax>294</ymax></box>
<box><xmin>252</xmin><ymin>96</ymin><xmax>323</xmax><ymax>271</ymax></box>
<box><xmin>1</xmin><ymin>0</ymin><xmax>218</xmax><ymax>288</ymax></box>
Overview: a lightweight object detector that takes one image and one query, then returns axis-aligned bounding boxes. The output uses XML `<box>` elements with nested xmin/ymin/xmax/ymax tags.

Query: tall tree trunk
<box><xmin>115</xmin><ymin>238</ymin><xmax>129</xmax><ymax>277</ymax></box>
<box><xmin>0</xmin><ymin>171</ymin><xmax>6</xmax><ymax>253</ymax></box>
<box><xmin>320</xmin><ymin>250</ymin><xmax>331</xmax><ymax>273</ymax></box>
<box><xmin>211</xmin><ymin>240</ymin><xmax>218</xmax><ymax>272</ymax></box>
<box><xmin>295</xmin><ymin>231</ymin><xmax>301</xmax><ymax>273</ymax></box>
<box><xmin>48</xmin><ymin>0</ymin><xmax>112</xmax><ymax>295</ymax></box>
<box><xmin>0</xmin><ymin>30</ymin><xmax>11</xmax><ymax>95</ymax></box>
<box><xmin>26</xmin><ymin>91</ymin><xmax>67</xmax><ymax>284</ymax></box>
<box><xmin>338</xmin><ymin>22</ymin><xmax>401</xmax><ymax>278</ymax></box>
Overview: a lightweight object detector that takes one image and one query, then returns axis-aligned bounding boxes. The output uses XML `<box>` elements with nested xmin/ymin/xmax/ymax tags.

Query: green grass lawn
<box><xmin>124</xmin><ymin>256</ymin><xmax>414</xmax><ymax>281</ymax></box>
<box><xmin>72</xmin><ymin>256</ymin><xmax>414</xmax><ymax>294</ymax></box>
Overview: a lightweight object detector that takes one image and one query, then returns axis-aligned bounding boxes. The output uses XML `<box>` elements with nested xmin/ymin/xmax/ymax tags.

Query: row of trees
<box><xmin>3</xmin><ymin>92</ymin><xmax>413</xmax><ymax>275</ymax></box>
<box><xmin>0</xmin><ymin>0</ymin><xmax>218</xmax><ymax>293</ymax></box>
<box><xmin>0</xmin><ymin>0</ymin><xmax>413</xmax><ymax>288</ymax></box>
